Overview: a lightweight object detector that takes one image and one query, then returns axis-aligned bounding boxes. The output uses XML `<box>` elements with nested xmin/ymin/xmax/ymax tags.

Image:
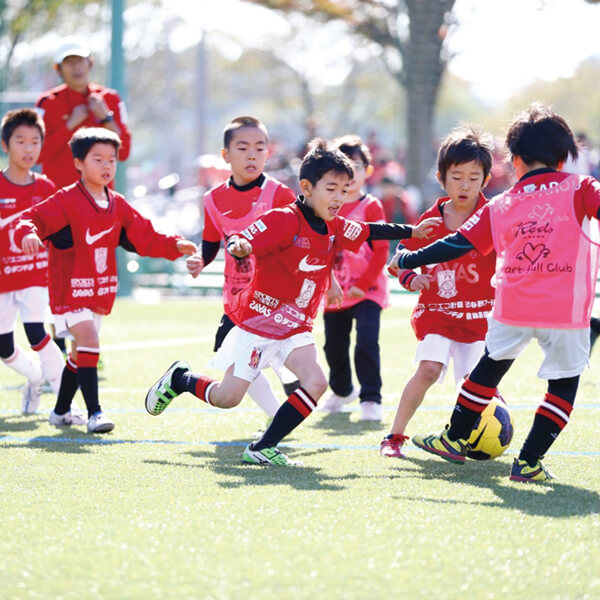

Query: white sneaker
<box><xmin>360</xmin><ymin>401</ymin><xmax>383</xmax><ymax>421</ymax></box>
<box><xmin>49</xmin><ymin>409</ymin><xmax>87</xmax><ymax>427</ymax></box>
<box><xmin>21</xmin><ymin>379</ymin><xmax>43</xmax><ymax>415</ymax></box>
<box><xmin>87</xmin><ymin>411</ymin><xmax>115</xmax><ymax>434</ymax></box>
<box><xmin>320</xmin><ymin>386</ymin><xmax>359</xmax><ymax>413</ymax></box>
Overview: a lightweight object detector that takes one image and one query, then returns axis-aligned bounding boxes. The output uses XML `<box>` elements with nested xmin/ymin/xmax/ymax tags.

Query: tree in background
<box><xmin>246</xmin><ymin>0</ymin><xmax>456</xmax><ymax>199</ymax></box>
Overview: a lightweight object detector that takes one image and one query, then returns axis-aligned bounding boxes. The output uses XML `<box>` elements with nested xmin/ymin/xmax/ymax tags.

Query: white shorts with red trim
<box><xmin>486</xmin><ymin>317</ymin><xmax>589</xmax><ymax>379</ymax></box>
<box><xmin>415</xmin><ymin>333</ymin><xmax>485</xmax><ymax>385</ymax></box>
<box><xmin>0</xmin><ymin>287</ymin><xmax>50</xmax><ymax>334</ymax></box>
<box><xmin>53</xmin><ymin>309</ymin><xmax>102</xmax><ymax>340</ymax></box>
<box><xmin>210</xmin><ymin>326</ymin><xmax>314</xmax><ymax>382</ymax></box>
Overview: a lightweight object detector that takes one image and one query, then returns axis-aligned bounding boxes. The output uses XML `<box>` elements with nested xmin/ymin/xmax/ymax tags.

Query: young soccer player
<box><xmin>145</xmin><ymin>139</ymin><xmax>437</xmax><ymax>466</ymax></box>
<box><xmin>320</xmin><ymin>134</ymin><xmax>390</xmax><ymax>421</ymax></box>
<box><xmin>0</xmin><ymin>108</ymin><xmax>65</xmax><ymax>413</ymax></box>
<box><xmin>380</xmin><ymin>125</ymin><xmax>496</xmax><ymax>457</ymax></box>
<box><xmin>195</xmin><ymin>116</ymin><xmax>298</xmax><ymax>418</ymax></box>
<box><xmin>16</xmin><ymin>127</ymin><xmax>196</xmax><ymax>433</ymax></box>
<box><xmin>391</xmin><ymin>103</ymin><xmax>600</xmax><ymax>482</ymax></box>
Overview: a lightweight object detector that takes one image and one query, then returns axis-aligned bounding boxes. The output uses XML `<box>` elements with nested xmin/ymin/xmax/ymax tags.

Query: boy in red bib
<box><xmin>0</xmin><ymin>108</ymin><xmax>64</xmax><ymax>413</ymax></box>
<box><xmin>16</xmin><ymin>128</ymin><xmax>196</xmax><ymax>433</ymax></box>
<box><xmin>391</xmin><ymin>104</ymin><xmax>600</xmax><ymax>482</ymax></box>
<box><xmin>196</xmin><ymin>116</ymin><xmax>298</xmax><ymax>417</ymax></box>
<box><xmin>381</xmin><ymin>125</ymin><xmax>496</xmax><ymax>458</ymax></box>
<box><xmin>146</xmin><ymin>139</ymin><xmax>437</xmax><ymax>466</ymax></box>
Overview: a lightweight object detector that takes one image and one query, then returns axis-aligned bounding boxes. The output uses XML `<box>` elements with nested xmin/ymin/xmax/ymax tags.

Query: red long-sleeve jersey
<box><xmin>36</xmin><ymin>83</ymin><xmax>131</xmax><ymax>188</ymax></box>
<box><xmin>14</xmin><ymin>182</ymin><xmax>181</xmax><ymax>315</ymax></box>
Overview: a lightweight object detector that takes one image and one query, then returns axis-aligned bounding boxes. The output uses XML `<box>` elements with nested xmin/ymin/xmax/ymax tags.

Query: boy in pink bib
<box><xmin>391</xmin><ymin>103</ymin><xmax>600</xmax><ymax>482</ymax></box>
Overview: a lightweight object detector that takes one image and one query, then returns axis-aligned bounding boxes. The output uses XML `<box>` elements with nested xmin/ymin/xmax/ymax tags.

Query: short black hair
<box><xmin>1</xmin><ymin>108</ymin><xmax>45</xmax><ymax>146</ymax></box>
<box><xmin>69</xmin><ymin>127</ymin><xmax>121</xmax><ymax>160</ymax></box>
<box><xmin>505</xmin><ymin>103</ymin><xmax>578</xmax><ymax>168</ymax></box>
<box><xmin>437</xmin><ymin>124</ymin><xmax>493</xmax><ymax>183</ymax></box>
<box><xmin>333</xmin><ymin>134</ymin><xmax>372</xmax><ymax>166</ymax></box>
<box><xmin>299</xmin><ymin>138</ymin><xmax>354</xmax><ymax>186</ymax></box>
<box><xmin>223</xmin><ymin>116</ymin><xmax>268</xmax><ymax>148</ymax></box>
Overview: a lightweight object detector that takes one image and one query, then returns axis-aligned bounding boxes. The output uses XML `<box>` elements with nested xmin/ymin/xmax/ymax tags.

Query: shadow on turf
<box><xmin>390</xmin><ymin>454</ymin><xmax>600</xmax><ymax>517</ymax></box>
<box><xmin>0</xmin><ymin>414</ymin><xmax>47</xmax><ymax>433</ymax></box>
<box><xmin>311</xmin><ymin>411</ymin><xmax>385</xmax><ymax>437</ymax></box>
<box><xmin>143</xmin><ymin>438</ymin><xmax>360</xmax><ymax>491</ymax></box>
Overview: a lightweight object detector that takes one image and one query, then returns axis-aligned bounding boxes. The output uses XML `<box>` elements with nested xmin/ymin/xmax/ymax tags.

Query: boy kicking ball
<box><xmin>391</xmin><ymin>103</ymin><xmax>600</xmax><ymax>482</ymax></box>
<box><xmin>146</xmin><ymin>138</ymin><xmax>438</xmax><ymax>465</ymax></box>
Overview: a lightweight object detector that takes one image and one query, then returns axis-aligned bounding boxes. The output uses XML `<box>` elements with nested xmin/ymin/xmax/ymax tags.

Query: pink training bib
<box><xmin>490</xmin><ymin>174</ymin><xmax>600</xmax><ymax>328</ymax></box>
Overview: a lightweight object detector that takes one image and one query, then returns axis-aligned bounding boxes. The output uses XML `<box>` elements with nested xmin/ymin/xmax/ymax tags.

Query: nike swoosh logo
<box><xmin>85</xmin><ymin>225</ymin><xmax>115</xmax><ymax>245</ymax></box>
<box><xmin>298</xmin><ymin>255</ymin><xmax>326</xmax><ymax>272</ymax></box>
<box><xmin>0</xmin><ymin>207</ymin><xmax>30</xmax><ymax>229</ymax></box>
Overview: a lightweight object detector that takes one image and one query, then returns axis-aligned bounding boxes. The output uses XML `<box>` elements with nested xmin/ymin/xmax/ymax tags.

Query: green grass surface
<box><xmin>1</xmin><ymin>299</ymin><xmax>599</xmax><ymax>599</ymax></box>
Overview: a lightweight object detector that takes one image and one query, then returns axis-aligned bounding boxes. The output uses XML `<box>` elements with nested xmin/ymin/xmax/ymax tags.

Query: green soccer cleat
<box><xmin>412</xmin><ymin>428</ymin><xmax>468</xmax><ymax>464</ymax></box>
<box><xmin>145</xmin><ymin>360</ymin><xmax>190</xmax><ymax>416</ymax></box>
<box><xmin>509</xmin><ymin>457</ymin><xmax>555</xmax><ymax>483</ymax></box>
<box><xmin>242</xmin><ymin>444</ymin><xmax>302</xmax><ymax>466</ymax></box>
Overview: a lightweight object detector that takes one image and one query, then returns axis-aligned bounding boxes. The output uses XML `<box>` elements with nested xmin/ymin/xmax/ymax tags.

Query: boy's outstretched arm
<box><xmin>389</xmin><ymin>232</ymin><xmax>475</xmax><ymax>270</ymax></box>
<box><xmin>366</xmin><ymin>216</ymin><xmax>442</xmax><ymax>242</ymax></box>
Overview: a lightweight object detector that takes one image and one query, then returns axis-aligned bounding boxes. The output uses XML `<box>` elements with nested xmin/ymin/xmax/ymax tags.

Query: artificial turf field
<box><xmin>1</xmin><ymin>298</ymin><xmax>599</xmax><ymax>600</ymax></box>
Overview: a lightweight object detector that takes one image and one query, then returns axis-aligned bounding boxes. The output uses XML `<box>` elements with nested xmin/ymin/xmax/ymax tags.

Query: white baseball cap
<box><xmin>54</xmin><ymin>36</ymin><xmax>91</xmax><ymax>64</ymax></box>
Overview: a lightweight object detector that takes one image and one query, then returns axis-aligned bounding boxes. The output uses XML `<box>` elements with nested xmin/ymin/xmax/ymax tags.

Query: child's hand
<box><xmin>347</xmin><ymin>285</ymin><xmax>366</xmax><ymax>299</ymax></box>
<box><xmin>409</xmin><ymin>273</ymin><xmax>432</xmax><ymax>291</ymax></box>
<box><xmin>21</xmin><ymin>233</ymin><xmax>44</xmax><ymax>255</ymax></box>
<box><xmin>412</xmin><ymin>217</ymin><xmax>442</xmax><ymax>239</ymax></box>
<box><xmin>176</xmin><ymin>239</ymin><xmax>197</xmax><ymax>255</ymax></box>
<box><xmin>326</xmin><ymin>277</ymin><xmax>343</xmax><ymax>308</ymax></box>
<box><xmin>186</xmin><ymin>252</ymin><xmax>204</xmax><ymax>278</ymax></box>
<box><xmin>389</xmin><ymin>247</ymin><xmax>410</xmax><ymax>271</ymax></box>
<box><xmin>226</xmin><ymin>235</ymin><xmax>252</xmax><ymax>258</ymax></box>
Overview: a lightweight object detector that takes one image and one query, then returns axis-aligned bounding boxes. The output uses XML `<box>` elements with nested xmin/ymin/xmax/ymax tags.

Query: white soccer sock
<box><xmin>34</xmin><ymin>337</ymin><xmax>66</xmax><ymax>393</ymax></box>
<box><xmin>2</xmin><ymin>346</ymin><xmax>44</xmax><ymax>383</ymax></box>
<box><xmin>271</xmin><ymin>364</ymin><xmax>299</xmax><ymax>385</ymax></box>
<box><xmin>247</xmin><ymin>371</ymin><xmax>281</xmax><ymax>417</ymax></box>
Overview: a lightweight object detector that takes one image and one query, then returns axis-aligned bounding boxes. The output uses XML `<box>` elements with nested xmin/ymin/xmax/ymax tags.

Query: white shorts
<box><xmin>415</xmin><ymin>334</ymin><xmax>485</xmax><ymax>385</ymax></box>
<box><xmin>486</xmin><ymin>317</ymin><xmax>589</xmax><ymax>379</ymax></box>
<box><xmin>210</xmin><ymin>326</ymin><xmax>314</xmax><ymax>382</ymax></box>
<box><xmin>0</xmin><ymin>287</ymin><xmax>50</xmax><ymax>334</ymax></box>
<box><xmin>53</xmin><ymin>309</ymin><xmax>103</xmax><ymax>340</ymax></box>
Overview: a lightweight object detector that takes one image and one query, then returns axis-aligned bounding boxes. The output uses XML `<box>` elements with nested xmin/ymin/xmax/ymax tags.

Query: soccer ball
<box><xmin>466</xmin><ymin>394</ymin><xmax>514</xmax><ymax>460</ymax></box>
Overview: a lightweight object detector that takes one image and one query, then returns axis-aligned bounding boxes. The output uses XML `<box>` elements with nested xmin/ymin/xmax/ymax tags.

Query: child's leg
<box><xmin>23</xmin><ymin>322</ymin><xmax>65</xmax><ymax>394</ymax></box>
<box><xmin>251</xmin><ymin>344</ymin><xmax>327</xmax><ymax>451</ymax></box>
<box><xmin>247</xmin><ymin>371</ymin><xmax>280</xmax><ymax>417</ymax></box>
<box><xmin>446</xmin><ymin>351</ymin><xmax>514</xmax><ymax>440</ymax></box>
<box><xmin>53</xmin><ymin>353</ymin><xmax>79</xmax><ymax>415</ymax></box>
<box><xmin>0</xmin><ymin>331</ymin><xmax>43</xmax><ymax>383</ymax></box>
<box><xmin>168</xmin><ymin>363</ymin><xmax>249</xmax><ymax>409</ymax></box>
<box><xmin>270</xmin><ymin>363</ymin><xmax>300</xmax><ymax>397</ymax></box>
<box><xmin>518</xmin><ymin>376</ymin><xmax>578</xmax><ymax>467</ymax></box>
<box><xmin>323</xmin><ymin>309</ymin><xmax>354</xmax><ymax>396</ymax></box>
<box><xmin>353</xmin><ymin>300</ymin><xmax>382</xmax><ymax>403</ymax></box>
<box><xmin>390</xmin><ymin>360</ymin><xmax>443</xmax><ymax>435</ymax></box>
<box><xmin>68</xmin><ymin>320</ymin><xmax>101</xmax><ymax>418</ymax></box>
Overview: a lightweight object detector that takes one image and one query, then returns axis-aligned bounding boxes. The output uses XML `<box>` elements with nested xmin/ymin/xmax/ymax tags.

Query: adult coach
<box><xmin>35</xmin><ymin>36</ymin><xmax>131</xmax><ymax>188</ymax></box>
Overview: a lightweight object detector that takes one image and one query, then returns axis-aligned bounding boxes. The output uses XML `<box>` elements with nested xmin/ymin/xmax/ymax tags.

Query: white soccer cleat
<box><xmin>145</xmin><ymin>360</ymin><xmax>190</xmax><ymax>416</ymax></box>
<box><xmin>87</xmin><ymin>411</ymin><xmax>115</xmax><ymax>434</ymax></box>
<box><xmin>49</xmin><ymin>408</ymin><xmax>87</xmax><ymax>427</ymax></box>
<box><xmin>359</xmin><ymin>401</ymin><xmax>383</xmax><ymax>422</ymax></box>
<box><xmin>21</xmin><ymin>378</ymin><xmax>44</xmax><ymax>415</ymax></box>
<box><xmin>319</xmin><ymin>386</ymin><xmax>359</xmax><ymax>413</ymax></box>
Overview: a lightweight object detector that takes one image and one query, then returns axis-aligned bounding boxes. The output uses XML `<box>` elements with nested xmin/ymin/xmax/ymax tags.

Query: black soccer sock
<box><xmin>447</xmin><ymin>352</ymin><xmax>514</xmax><ymax>440</ymax></box>
<box><xmin>77</xmin><ymin>367</ymin><xmax>101</xmax><ymax>418</ymax></box>
<box><xmin>54</xmin><ymin>360</ymin><xmax>79</xmax><ymax>415</ymax></box>
<box><xmin>54</xmin><ymin>336</ymin><xmax>67</xmax><ymax>354</ymax></box>
<box><xmin>252</xmin><ymin>387</ymin><xmax>316</xmax><ymax>451</ymax></box>
<box><xmin>519</xmin><ymin>377</ymin><xmax>577</xmax><ymax>466</ymax></box>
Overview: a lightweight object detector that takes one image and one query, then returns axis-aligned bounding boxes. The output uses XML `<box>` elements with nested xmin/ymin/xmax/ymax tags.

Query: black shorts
<box><xmin>213</xmin><ymin>313</ymin><xmax>236</xmax><ymax>352</ymax></box>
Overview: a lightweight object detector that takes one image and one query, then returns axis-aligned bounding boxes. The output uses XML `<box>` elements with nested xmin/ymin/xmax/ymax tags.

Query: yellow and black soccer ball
<box><xmin>466</xmin><ymin>394</ymin><xmax>514</xmax><ymax>460</ymax></box>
